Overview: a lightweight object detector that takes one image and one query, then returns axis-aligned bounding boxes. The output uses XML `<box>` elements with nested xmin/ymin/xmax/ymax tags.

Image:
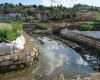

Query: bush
<box><xmin>81</xmin><ymin>24</ymin><xmax>93</xmax><ymax>31</ymax></box>
<box><xmin>6</xmin><ymin>29</ymin><xmax>19</xmax><ymax>42</ymax></box>
<box><xmin>33</xmin><ymin>20</ymin><xmax>48</xmax><ymax>30</ymax></box>
<box><xmin>0</xmin><ymin>22</ymin><xmax>23</xmax><ymax>43</ymax></box>
<box><xmin>37</xmin><ymin>23</ymin><xmax>48</xmax><ymax>30</ymax></box>
<box><xmin>94</xmin><ymin>19</ymin><xmax>100</xmax><ymax>22</ymax></box>
<box><xmin>12</xmin><ymin>22</ymin><xmax>23</xmax><ymax>31</ymax></box>
<box><xmin>0</xmin><ymin>29</ymin><xmax>19</xmax><ymax>43</ymax></box>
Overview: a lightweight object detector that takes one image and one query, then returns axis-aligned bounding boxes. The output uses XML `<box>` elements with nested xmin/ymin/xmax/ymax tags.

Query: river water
<box><xmin>0</xmin><ymin>35</ymin><xmax>99</xmax><ymax>80</ymax></box>
<box><xmin>31</xmin><ymin>36</ymin><xmax>95</xmax><ymax>80</ymax></box>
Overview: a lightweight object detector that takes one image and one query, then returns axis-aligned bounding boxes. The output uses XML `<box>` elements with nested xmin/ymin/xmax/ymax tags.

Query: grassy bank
<box><xmin>0</xmin><ymin>22</ymin><xmax>23</xmax><ymax>43</ymax></box>
<box><xmin>33</xmin><ymin>20</ymin><xmax>67</xmax><ymax>30</ymax></box>
<box><xmin>32</xmin><ymin>19</ymin><xmax>100</xmax><ymax>31</ymax></box>
<box><xmin>81</xmin><ymin>20</ymin><xmax>100</xmax><ymax>31</ymax></box>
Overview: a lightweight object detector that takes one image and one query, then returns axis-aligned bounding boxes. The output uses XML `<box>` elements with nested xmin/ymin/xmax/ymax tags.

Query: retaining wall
<box><xmin>0</xmin><ymin>31</ymin><xmax>39</xmax><ymax>73</ymax></box>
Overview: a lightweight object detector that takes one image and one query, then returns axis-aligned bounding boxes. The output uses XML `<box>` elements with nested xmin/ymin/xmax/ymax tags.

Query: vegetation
<box><xmin>81</xmin><ymin>19</ymin><xmax>100</xmax><ymax>31</ymax></box>
<box><xmin>0</xmin><ymin>22</ymin><xmax>22</xmax><ymax>43</ymax></box>
<box><xmin>0</xmin><ymin>3</ymin><xmax>99</xmax><ymax>21</ymax></box>
<box><xmin>33</xmin><ymin>20</ymin><xmax>66</xmax><ymax>30</ymax></box>
<box><xmin>12</xmin><ymin>22</ymin><xmax>23</xmax><ymax>31</ymax></box>
<box><xmin>0</xmin><ymin>3</ymin><xmax>99</xmax><ymax>30</ymax></box>
<box><xmin>81</xmin><ymin>23</ymin><xmax>93</xmax><ymax>31</ymax></box>
<box><xmin>93</xmin><ymin>18</ymin><xmax>100</xmax><ymax>22</ymax></box>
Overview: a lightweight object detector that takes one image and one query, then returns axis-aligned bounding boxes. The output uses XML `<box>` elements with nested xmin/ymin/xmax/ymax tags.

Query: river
<box><xmin>31</xmin><ymin>36</ymin><xmax>95</xmax><ymax>80</ymax></box>
<box><xmin>0</xmin><ymin>34</ymin><xmax>99</xmax><ymax>80</ymax></box>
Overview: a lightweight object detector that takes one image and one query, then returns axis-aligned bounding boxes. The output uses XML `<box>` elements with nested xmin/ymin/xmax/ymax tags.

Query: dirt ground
<box><xmin>0</xmin><ymin>23</ymin><xmax>12</xmax><ymax>29</ymax></box>
<box><xmin>87</xmin><ymin>73</ymin><xmax>100</xmax><ymax>80</ymax></box>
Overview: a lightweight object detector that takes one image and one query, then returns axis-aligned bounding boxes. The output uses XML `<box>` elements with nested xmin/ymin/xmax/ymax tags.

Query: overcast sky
<box><xmin>0</xmin><ymin>0</ymin><xmax>100</xmax><ymax>7</ymax></box>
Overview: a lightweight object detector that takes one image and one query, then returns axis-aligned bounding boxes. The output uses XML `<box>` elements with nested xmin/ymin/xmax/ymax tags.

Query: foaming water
<box><xmin>32</xmin><ymin>37</ymin><xmax>94</xmax><ymax>79</ymax></box>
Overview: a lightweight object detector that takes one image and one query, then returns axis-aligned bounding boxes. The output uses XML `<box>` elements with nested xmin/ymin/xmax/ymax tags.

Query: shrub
<box><xmin>0</xmin><ymin>28</ymin><xmax>19</xmax><ymax>43</ymax></box>
<box><xmin>94</xmin><ymin>18</ymin><xmax>100</xmax><ymax>22</ymax></box>
<box><xmin>6</xmin><ymin>29</ymin><xmax>19</xmax><ymax>42</ymax></box>
<box><xmin>0</xmin><ymin>22</ymin><xmax>23</xmax><ymax>43</ymax></box>
<box><xmin>81</xmin><ymin>24</ymin><xmax>93</xmax><ymax>31</ymax></box>
<box><xmin>12</xmin><ymin>22</ymin><xmax>23</xmax><ymax>31</ymax></box>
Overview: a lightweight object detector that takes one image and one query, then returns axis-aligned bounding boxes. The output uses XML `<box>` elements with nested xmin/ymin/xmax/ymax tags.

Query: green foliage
<box><xmin>12</xmin><ymin>22</ymin><xmax>23</xmax><ymax>31</ymax></box>
<box><xmin>94</xmin><ymin>18</ymin><xmax>100</xmax><ymax>22</ymax></box>
<box><xmin>37</xmin><ymin>24</ymin><xmax>48</xmax><ymax>30</ymax></box>
<box><xmin>0</xmin><ymin>3</ymin><xmax>99</xmax><ymax>22</ymax></box>
<box><xmin>0</xmin><ymin>22</ymin><xmax>22</xmax><ymax>43</ymax></box>
<box><xmin>6</xmin><ymin>29</ymin><xmax>19</xmax><ymax>42</ymax></box>
<box><xmin>81</xmin><ymin>23</ymin><xmax>93</xmax><ymax>31</ymax></box>
<box><xmin>0</xmin><ymin>28</ymin><xmax>19</xmax><ymax>43</ymax></box>
<box><xmin>26</xmin><ymin>10</ymin><xmax>34</xmax><ymax>16</ymax></box>
<box><xmin>0</xmin><ymin>29</ymin><xmax>7</xmax><ymax>42</ymax></box>
<box><xmin>33</xmin><ymin>20</ymin><xmax>48</xmax><ymax>30</ymax></box>
<box><xmin>33</xmin><ymin>20</ymin><xmax>65</xmax><ymax>30</ymax></box>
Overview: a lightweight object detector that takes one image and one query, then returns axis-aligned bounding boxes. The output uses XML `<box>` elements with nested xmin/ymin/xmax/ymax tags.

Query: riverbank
<box><xmin>0</xmin><ymin>22</ymin><xmax>99</xmax><ymax>79</ymax></box>
<box><xmin>32</xmin><ymin>35</ymin><xmax>100</xmax><ymax>80</ymax></box>
<box><xmin>0</xmin><ymin>33</ymin><xmax>99</xmax><ymax>80</ymax></box>
<box><xmin>0</xmin><ymin>31</ymin><xmax>39</xmax><ymax>73</ymax></box>
<box><xmin>88</xmin><ymin>73</ymin><xmax>100</xmax><ymax>80</ymax></box>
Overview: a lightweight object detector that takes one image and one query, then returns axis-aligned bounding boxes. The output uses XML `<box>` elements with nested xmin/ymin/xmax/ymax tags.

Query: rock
<box><xmin>86</xmin><ymin>73</ymin><xmax>100</xmax><ymax>80</ymax></box>
<box><xmin>0</xmin><ymin>60</ymin><xmax>9</xmax><ymax>66</ymax></box>
<box><xmin>61</xmin><ymin>32</ymin><xmax>100</xmax><ymax>51</ymax></box>
<box><xmin>0</xmin><ymin>31</ymin><xmax>39</xmax><ymax>73</ymax></box>
<box><xmin>10</xmin><ymin>65</ymin><xmax>17</xmax><ymax>70</ymax></box>
<box><xmin>52</xmin><ymin>73</ymin><xmax>65</xmax><ymax>80</ymax></box>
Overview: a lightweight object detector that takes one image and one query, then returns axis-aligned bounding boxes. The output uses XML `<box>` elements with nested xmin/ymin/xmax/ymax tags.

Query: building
<box><xmin>0</xmin><ymin>6</ymin><xmax>22</xmax><ymax>21</ymax></box>
<box><xmin>76</xmin><ymin>10</ymin><xmax>96</xmax><ymax>21</ymax></box>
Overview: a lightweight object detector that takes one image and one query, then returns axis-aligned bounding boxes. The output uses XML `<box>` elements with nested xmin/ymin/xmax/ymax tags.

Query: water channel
<box><xmin>0</xmin><ymin>34</ymin><xmax>99</xmax><ymax>80</ymax></box>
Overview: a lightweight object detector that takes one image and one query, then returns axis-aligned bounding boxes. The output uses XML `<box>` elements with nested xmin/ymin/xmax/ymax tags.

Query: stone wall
<box><xmin>0</xmin><ymin>31</ymin><xmax>39</xmax><ymax>73</ymax></box>
<box><xmin>61</xmin><ymin>32</ymin><xmax>100</xmax><ymax>51</ymax></box>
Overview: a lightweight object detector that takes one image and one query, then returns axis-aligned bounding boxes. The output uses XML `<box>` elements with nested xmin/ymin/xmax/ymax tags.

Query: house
<box><xmin>8</xmin><ymin>7</ymin><xmax>22</xmax><ymax>18</ymax></box>
<box><xmin>76</xmin><ymin>10</ymin><xmax>96</xmax><ymax>21</ymax></box>
<box><xmin>34</xmin><ymin>10</ymin><xmax>49</xmax><ymax>21</ymax></box>
<box><xmin>0</xmin><ymin>7</ymin><xmax>22</xmax><ymax>21</ymax></box>
<box><xmin>1</xmin><ymin>6</ymin><xmax>22</xmax><ymax>21</ymax></box>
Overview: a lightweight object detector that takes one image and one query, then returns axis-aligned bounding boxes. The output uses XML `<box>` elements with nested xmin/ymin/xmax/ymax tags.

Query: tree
<box><xmin>19</xmin><ymin>2</ymin><xmax>23</xmax><ymax>6</ymax></box>
<box><xmin>39</xmin><ymin>5</ymin><xmax>45</xmax><ymax>11</ymax></box>
<box><xmin>32</xmin><ymin>5</ymin><xmax>37</xmax><ymax>8</ymax></box>
<box><xmin>26</xmin><ymin>9</ymin><xmax>34</xmax><ymax>16</ymax></box>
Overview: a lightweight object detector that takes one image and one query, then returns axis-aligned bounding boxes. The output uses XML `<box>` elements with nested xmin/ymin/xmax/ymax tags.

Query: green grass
<box><xmin>12</xmin><ymin>22</ymin><xmax>23</xmax><ymax>31</ymax></box>
<box><xmin>81</xmin><ymin>23</ymin><xmax>93</xmax><ymax>31</ymax></box>
<box><xmin>81</xmin><ymin>19</ymin><xmax>100</xmax><ymax>31</ymax></box>
<box><xmin>93</xmin><ymin>18</ymin><xmax>100</xmax><ymax>23</ymax></box>
<box><xmin>0</xmin><ymin>22</ymin><xmax>23</xmax><ymax>43</ymax></box>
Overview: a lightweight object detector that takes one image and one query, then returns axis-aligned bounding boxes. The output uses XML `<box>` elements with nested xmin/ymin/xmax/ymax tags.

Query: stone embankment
<box><xmin>30</xmin><ymin>29</ymin><xmax>100</xmax><ymax>51</ymax></box>
<box><xmin>32</xmin><ymin>29</ymin><xmax>53</xmax><ymax>35</ymax></box>
<box><xmin>0</xmin><ymin>31</ymin><xmax>39</xmax><ymax>73</ymax></box>
<box><xmin>61</xmin><ymin>32</ymin><xmax>100</xmax><ymax>51</ymax></box>
<box><xmin>88</xmin><ymin>73</ymin><xmax>100</xmax><ymax>80</ymax></box>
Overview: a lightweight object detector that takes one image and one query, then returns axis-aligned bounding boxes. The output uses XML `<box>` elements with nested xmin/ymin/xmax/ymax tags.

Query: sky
<box><xmin>0</xmin><ymin>0</ymin><xmax>100</xmax><ymax>7</ymax></box>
